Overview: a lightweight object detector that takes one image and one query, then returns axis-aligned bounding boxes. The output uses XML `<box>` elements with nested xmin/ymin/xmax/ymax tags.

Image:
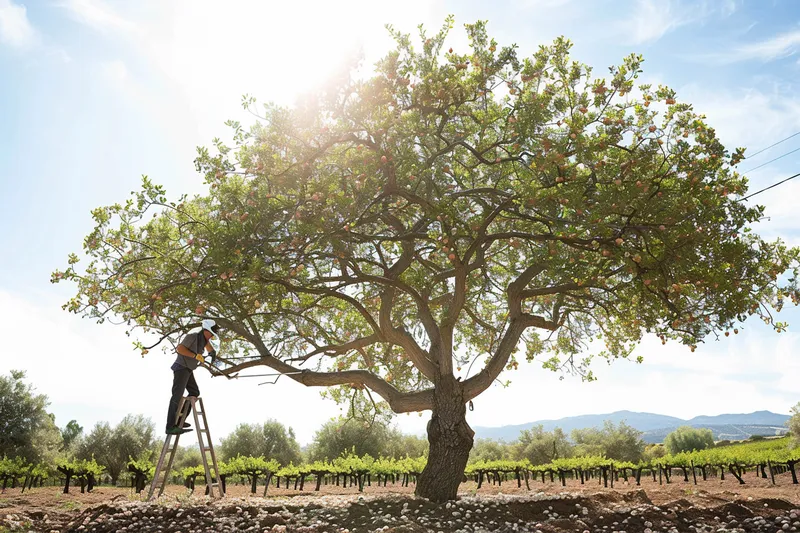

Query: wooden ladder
<box><xmin>148</xmin><ymin>396</ymin><xmax>224</xmax><ymax>501</ymax></box>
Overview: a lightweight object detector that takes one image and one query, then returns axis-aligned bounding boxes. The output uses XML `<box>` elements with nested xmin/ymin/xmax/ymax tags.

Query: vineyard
<box><xmin>3</xmin><ymin>438</ymin><xmax>798</xmax><ymax>499</ymax></box>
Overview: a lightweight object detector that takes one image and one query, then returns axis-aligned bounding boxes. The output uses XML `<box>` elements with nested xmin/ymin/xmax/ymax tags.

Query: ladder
<box><xmin>148</xmin><ymin>396</ymin><xmax>224</xmax><ymax>501</ymax></box>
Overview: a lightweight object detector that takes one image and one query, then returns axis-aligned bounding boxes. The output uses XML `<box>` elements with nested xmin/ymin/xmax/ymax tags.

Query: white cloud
<box><xmin>57</xmin><ymin>0</ymin><xmax>136</xmax><ymax>33</ymax></box>
<box><xmin>733</xmin><ymin>28</ymin><xmax>800</xmax><ymax>62</ymax></box>
<box><xmin>679</xmin><ymin>82</ymin><xmax>800</xmax><ymax>152</ymax></box>
<box><xmin>0</xmin><ymin>0</ymin><xmax>37</xmax><ymax>49</ymax></box>
<box><xmin>101</xmin><ymin>58</ymin><xmax>127</xmax><ymax>83</ymax></box>
<box><xmin>622</xmin><ymin>0</ymin><xmax>738</xmax><ymax>45</ymax></box>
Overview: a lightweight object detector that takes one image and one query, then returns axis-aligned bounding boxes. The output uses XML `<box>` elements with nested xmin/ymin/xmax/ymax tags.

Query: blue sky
<box><xmin>1</xmin><ymin>0</ymin><xmax>800</xmax><ymax>445</ymax></box>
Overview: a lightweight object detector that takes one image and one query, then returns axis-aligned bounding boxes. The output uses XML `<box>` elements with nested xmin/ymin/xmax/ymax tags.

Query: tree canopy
<box><xmin>76</xmin><ymin>414</ymin><xmax>156</xmax><ymax>484</ymax></box>
<box><xmin>513</xmin><ymin>425</ymin><xmax>572</xmax><ymax>465</ymax></box>
<box><xmin>789</xmin><ymin>402</ymin><xmax>800</xmax><ymax>448</ymax></box>
<box><xmin>218</xmin><ymin>420</ymin><xmax>303</xmax><ymax>465</ymax></box>
<box><xmin>469</xmin><ymin>438</ymin><xmax>514</xmax><ymax>462</ymax></box>
<box><xmin>55</xmin><ymin>18</ymin><xmax>800</xmax><ymax>500</ymax></box>
<box><xmin>306</xmin><ymin>416</ymin><xmax>417</xmax><ymax>461</ymax></box>
<box><xmin>60</xmin><ymin>420</ymin><xmax>84</xmax><ymax>452</ymax></box>
<box><xmin>0</xmin><ymin>370</ymin><xmax>62</xmax><ymax>463</ymax></box>
<box><xmin>663</xmin><ymin>425</ymin><xmax>715</xmax><ymax>455</ymax></box>
<box><xmin>571</xmin><ymin>421</ymin><xmax>645</xmax><ymax>462</ymax></box>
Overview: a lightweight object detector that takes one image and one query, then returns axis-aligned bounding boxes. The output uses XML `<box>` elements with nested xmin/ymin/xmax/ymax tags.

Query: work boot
<box><xmin>166</xmin><ymin>426</ymin><xmax>192</xmax><ymax>435</ymax></box>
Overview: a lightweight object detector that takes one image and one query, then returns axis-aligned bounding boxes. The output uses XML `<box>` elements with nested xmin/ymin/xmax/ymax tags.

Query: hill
<box><xmin>472</xmin><ymin>410</ymin><xmax>790</xmax><ymax>443</ymax></box>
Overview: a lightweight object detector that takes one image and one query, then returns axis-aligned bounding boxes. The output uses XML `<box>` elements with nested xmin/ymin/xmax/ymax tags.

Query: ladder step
<box><xmin>202</xmin><ymin>447</ymin><xmax>213</xmax><ymax>452</ymax></box>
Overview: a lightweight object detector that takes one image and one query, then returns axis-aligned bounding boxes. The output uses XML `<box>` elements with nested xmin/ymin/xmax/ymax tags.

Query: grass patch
<box><xmin>60</xmin><ymin>500</ymin><xmax>82</xmax><ymax>511</ymax></box>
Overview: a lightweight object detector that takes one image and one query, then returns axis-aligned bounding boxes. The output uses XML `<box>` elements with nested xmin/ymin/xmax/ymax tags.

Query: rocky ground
<box><xmin>2</xmin><ymin>478</ymin><xmax>799</xmax><ymax>532</ymax></box>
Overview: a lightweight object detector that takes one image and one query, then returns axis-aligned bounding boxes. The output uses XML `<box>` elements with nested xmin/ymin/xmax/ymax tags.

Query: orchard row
<box><xmin>2</xmin><ymin>438</ymin><xmax>798</xmax><ymax>495</ymax></box>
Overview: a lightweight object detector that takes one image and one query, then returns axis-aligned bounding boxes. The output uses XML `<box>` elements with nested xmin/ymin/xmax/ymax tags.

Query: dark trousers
<box><xmin>166</xmin><ymin>368</ymin><xmax>200</xmax><ymax>431</ymax></box>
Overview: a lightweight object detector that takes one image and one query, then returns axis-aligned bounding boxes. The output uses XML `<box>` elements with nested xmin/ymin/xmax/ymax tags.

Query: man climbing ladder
<box><xmin>165</xmin><ymin>319</ymin><xmax>220</xmax><ymax>434</ymax></box>
<box><xmin>149</xmin><ymin>395</ymin><xmax>224</xmax><ymax>500</ymax></box>
<box><xmin>149</xmin><ymin>319</ymin><xmax>224</xmax><ymax>500</ymax></box>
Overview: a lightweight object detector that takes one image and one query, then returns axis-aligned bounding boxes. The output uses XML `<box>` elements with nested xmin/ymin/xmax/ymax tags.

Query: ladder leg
<box><xmin>198</xmin><ymin>397</ymin><xmax>224</xmax><ymax>498</ymax></box>
<box><xmin>148</xmin><ymin>397</ymin><xmax>191</xmax><ymax>501</ymax></box>
<box><xmin>192</xmin><ymin>397</ymin><xmax>218</xmax><ymax>499</ymax></box>
<box><xmin>148</xmin><ymin>435</ymin><xmax>173</xmax><ymax>501</ymax></box>
<box><xmin>161</xmin><ymin>397</ymin><xmax>195</xmax><ymax>496</ymax></box>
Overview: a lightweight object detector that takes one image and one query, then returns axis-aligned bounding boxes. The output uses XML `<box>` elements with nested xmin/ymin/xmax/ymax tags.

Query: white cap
<box><xmin>202</xmin><ymin>319</ymin><xmax>220</xmax><ymax>352</ymax></box>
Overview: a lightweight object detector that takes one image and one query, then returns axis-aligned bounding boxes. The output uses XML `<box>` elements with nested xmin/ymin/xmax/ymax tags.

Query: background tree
<box><xmin>663</xmin><ymin>425</ymin><xmax>714</xmax><ymax>455</ymax></box>
<box><xmin>218</xmin><ymin>421</ymin><xmax>303</xmax><ymax>465</ymax></box>
<box><xmin>0</xmin><ymin>370</ymin><xmax>63</xmax><ymax>463</ymax></box>
<box><xmin>469</xmin><ymin>438</ymin><xmax>514</xmax><ymax>462</ymax></box>
<box><xmin>788</xmin><ymin>402</ymin><xmax>800</xmax><ymax>448</ymax></box>
<box><xmin>60</xmin><ymin>420</ymin><xmax>84</xmax><ymax>452</ymax></box>
<box><xmin>77</xmin><ymin>414</ymin><xmax>155</xmax><ymax>485</ymax></box>
<box><xmin>572</xmin><ymin>421</ymin><xmax>644</xmax><ymax>462</ymax></box>
<box><xmin>513</xmin><ymin>425</ymin><xmax>573</xmax><ymax>465</ymax></box>
<box><xmin>172</xmin><ymin>444</ymin><xmax>203</xmax><ymax>471</ymax></box>
<box><xmin>307</xmin><ymin>417</ymin><xmax>395</xmax><ymax>461</ymax></box>
<box><xmin>643</xmin><ymin>443</ymin><xmax>667</xmax><ymax>461</ymax></box>
<box><xmin>383</xmin><ymin>431</ymin><xmax>429</xmax><ymax>458</ymax></box>
<box><xmin>56</xmin><ymin>19</ymin><xmax>800</xmax><ymax>501</ymax></box>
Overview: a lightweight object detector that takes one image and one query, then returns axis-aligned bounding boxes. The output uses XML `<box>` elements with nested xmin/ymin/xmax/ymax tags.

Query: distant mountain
<box><xmin>641</xmin><ymin>424</ymin><xmax>789</xmax><ymax>444</ymax></box>
<box><xmin>472</xmin><ymin>410</ymin><xmax>790</xmax><ymax>443</ymax></box>
<box><xmin>686</xmin><ymin>411</ymin><xmax>791</xmax><ymax>427</ymax></box>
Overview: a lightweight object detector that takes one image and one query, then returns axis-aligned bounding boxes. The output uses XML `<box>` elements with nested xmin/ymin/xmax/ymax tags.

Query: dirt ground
<box><xmin>1</xmin><ymin>472</ymin><xmax>799</xmax><ymax>532</ymax></box>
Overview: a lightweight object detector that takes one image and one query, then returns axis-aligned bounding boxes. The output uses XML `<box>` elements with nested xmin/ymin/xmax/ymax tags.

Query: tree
<box><xmin>788</xmin><ymin>402</ymin><xmax>800</xmax><ymax>448</ymax></box>
<box><xmin>513</xmin><ymin>425</ymin><xmax>572</xmax><ymax>465</ymax></box>
<box><xmin>0</xmin><ymin>370</ymin><xmax>63</xmax><ymax>463</ymax></box>
<box><xmin>572</xmin><ymin>421</ymin><xmax>645</xmax><ymax>462</ymax></box>
<box><xmin>218</xmin><ymin>421</ymin><xmax>302</xmax><ymax>465</ymax></box>
<box><xmin>663</xmin><ymin>425</ymin><xmax>714</xmax><ymax>454</ymax></box>
<box><xmin>469</xmin><ymin>438</ymin><xmax>514</xmax><ymax>462</ymax></box>
<box><xmin>643</xmin><ymin>443</ymin><xmax>666</xmax><ymax>461</ymax></box>
<box><xmin>383</xmin><ymin>431</ymin><xmax>429</xmax><ymax>459</ymax></box>
<box><xmin>76</xmin><ymin>415</ymin><xmax>155</xmax><ymax>485</ymax></box>
<box><xmin>61</xmin><ymin>420</ymin><xmax>84</xmax><ymax>452</ymax></box>
<box><xmin>55</xmin><ymin>19</ymin><xmax>800</xmax><ymax>501</ymax></box>
<box><xmin>307</xmin><ymin>417</ymin><xmax>395</xmax><ymax>461</ymax></box>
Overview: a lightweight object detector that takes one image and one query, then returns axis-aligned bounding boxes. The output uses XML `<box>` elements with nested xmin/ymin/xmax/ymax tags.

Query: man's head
<box><xmin>201</xmin><ymin>319</ymin><xmax>220</xmax><ymax>340</ymax></box>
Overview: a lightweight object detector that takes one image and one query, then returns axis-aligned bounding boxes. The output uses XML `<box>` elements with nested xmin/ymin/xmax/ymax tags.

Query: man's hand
<box><xmin>194</xmin><ymin>353</ymin><xmax>205</xmax><ymax>364</ymax></box>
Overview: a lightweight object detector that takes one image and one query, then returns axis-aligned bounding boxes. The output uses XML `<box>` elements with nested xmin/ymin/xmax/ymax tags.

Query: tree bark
<box><xmin>415</xmin><ymin>377</ymin><xmax>473</xmax><ymax>502</ymax></box>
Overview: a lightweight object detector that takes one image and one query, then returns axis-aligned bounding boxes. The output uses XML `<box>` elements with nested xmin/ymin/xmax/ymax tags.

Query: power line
<box><xmin>738</xmin><ymin>171</ymin><xmax>800</xmax><ymax>202</ymax></box>
<box><xmin>740</xmin><ymin>145</ymin><xmax>800</xmax><ymax>174</ymax></box>
<box><xmin>745</xmin><ymin>130</ymin><xmax>800</xmax><ymax>160</ymax></box>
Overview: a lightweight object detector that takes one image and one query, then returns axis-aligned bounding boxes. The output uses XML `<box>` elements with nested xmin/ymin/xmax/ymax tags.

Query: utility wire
<box><xmin>745</xmin><ymin>130</ymin><xmax>800</xmax><ymax>160</ymax></box>
<box><xmin>738</xmin><ymin>171</ymin><xmax>800</xmax><ymax>202</ymax></box>
<box><xmin>740</xmin><ymin>146</ymin><xmax>800</xmax><ymax>174</ymax></box>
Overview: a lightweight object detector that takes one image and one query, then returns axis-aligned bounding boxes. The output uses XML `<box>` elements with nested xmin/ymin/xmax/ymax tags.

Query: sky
<box><xmin>1</xmin><ymin>0</ymin><xmax>800</xmax><ymax>447</ymax></box>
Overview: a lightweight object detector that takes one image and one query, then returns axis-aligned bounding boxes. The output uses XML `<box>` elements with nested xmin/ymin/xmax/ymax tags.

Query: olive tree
<box><xmin>55</xmin><ymin>19</ymin><xmax>799</xmax><ymax>500</ymax></box>
<box><xmin>513</xmin><ymin>425</ymin><xmax>573</xmax><ymax>465</ymax></box>
<box><xmin>0</xmin><ymin>370</ymin><xmax>62</xmax><ymax>463</ymax></box>
<box><xmin>788</xmin><ymin>402</ymin><xmax>800</xmax><ymax>448</ymax></box>
<box><xmin>76</xmin><ymin>415</ymin><xmax>155</xmax><ymax>485</ymax></box>
<box><xmin>663</xmin><ymin>425</ymin><xmax>715</xmax><ymax>454</ymax></box>
<box><xmin>218</xmin><ymin>421</ymin><xmax>302</xmax><ymax>465</ymax></box>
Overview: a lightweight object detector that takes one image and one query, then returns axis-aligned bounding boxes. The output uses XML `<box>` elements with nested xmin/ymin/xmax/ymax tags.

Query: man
<box><xmin>165</xmin><ymin>319</ymin><xmax>220</xmax><ymax>435</ymax></box>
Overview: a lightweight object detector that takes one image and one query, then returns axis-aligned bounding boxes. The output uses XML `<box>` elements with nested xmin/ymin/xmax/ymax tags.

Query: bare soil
<box><xmin>1</xmin><ymin>472</ymin><xmax>798</xmax><ymax>532</ymax></box>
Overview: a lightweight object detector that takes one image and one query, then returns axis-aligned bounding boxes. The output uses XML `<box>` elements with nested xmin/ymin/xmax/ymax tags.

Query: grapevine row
<box><xmin>2</xmin><ymin>438</ymin><xmax>798</xmax><ymax>495</ymax></box>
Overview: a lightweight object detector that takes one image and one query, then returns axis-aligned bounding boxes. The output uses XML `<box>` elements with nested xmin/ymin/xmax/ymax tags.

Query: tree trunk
<box><xmin>415</xmin><ymin>379</ymin><xmax>473</xmax><ymax>502</ymax></box>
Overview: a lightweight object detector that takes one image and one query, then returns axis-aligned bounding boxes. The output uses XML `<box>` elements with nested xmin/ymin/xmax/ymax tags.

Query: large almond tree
<box><xmin>55</xmin><ymin>20</ymin><xmax>799</xmax><ymax>501</ymax></box>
